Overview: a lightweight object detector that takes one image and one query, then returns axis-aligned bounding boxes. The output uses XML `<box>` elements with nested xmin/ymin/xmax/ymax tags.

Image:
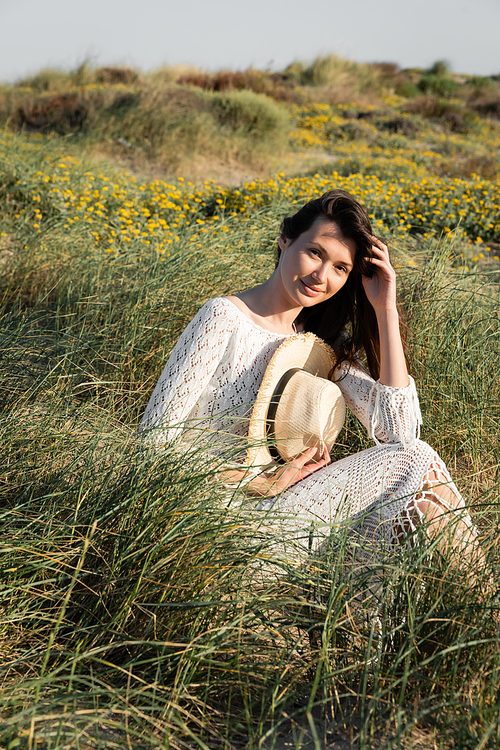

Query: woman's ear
<box><xmin>278</xmin><ymin>233</ymin><xmax>289</xmax><ymax>253</ymax></box>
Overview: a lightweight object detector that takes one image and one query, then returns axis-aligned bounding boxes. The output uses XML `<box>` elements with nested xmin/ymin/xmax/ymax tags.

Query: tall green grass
<box><xmin>1</xmin><ymin>154</ymin><xmax>500</xmax><ymax>749</ymax></box>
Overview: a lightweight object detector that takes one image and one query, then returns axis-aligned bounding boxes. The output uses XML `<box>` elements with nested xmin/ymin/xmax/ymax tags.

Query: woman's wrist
<box><xmin>374</xmin><ymin>304</ymin><xmax>399</xmax><ymax>323</ymax></box>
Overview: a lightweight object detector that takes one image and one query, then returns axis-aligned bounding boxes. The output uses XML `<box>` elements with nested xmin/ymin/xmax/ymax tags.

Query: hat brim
<box><xmin>246</xmin><ymin>333</ymin><xmax>336</xmax><ymax>467</ymax></box>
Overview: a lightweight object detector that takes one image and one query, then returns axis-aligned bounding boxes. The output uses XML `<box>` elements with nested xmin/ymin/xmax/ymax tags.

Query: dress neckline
<box><xmin>220</xmin><ymin>297</ymin><xmax>296</xmax><ymax>338</ymax></box>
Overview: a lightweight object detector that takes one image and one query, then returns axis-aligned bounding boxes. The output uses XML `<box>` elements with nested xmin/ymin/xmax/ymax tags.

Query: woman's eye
<box><xmin>309</xmin><ymin>248</ymin><xmax>321</xmax><ymax>257</ymax></box>
<box><xmin>336</xmin><ymin>265</ymin><xmax>348</xmax><ymax>273</ymax></box>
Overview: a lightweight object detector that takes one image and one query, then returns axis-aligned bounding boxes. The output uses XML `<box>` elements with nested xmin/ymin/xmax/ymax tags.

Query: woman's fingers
<box><xmin>291</xmin><ymin>446</ymin><xmax>317</xmax><ymax>467</ymax></box>
<box><xmin>362</xmin><ymin>243</ymin><xmax>398</xmax><ymax>312</ymax></box>
<box><xmin>363</xmin><ymin>237</ymin><xmax>396</xmax><ymax>289</ymax></box>
<box><xmin>369</xmin><ymin>245</ymin><xmax>387</xmax><ymax>257</ymax></box>
<box><xmin>302</xmin><ymin>458</ymin><xmax>327</xmax><ymax>475</ymax></box>
<box><xmin>367</xmin><ymin>238</ymin><xmax>391</xmax><ymax>265</ymax></box>
<box><xmin>365</xmin><ymin>247</ymin><xmax>392</xmax><ymax>266</ymax></box>
<box><xmin>365</xmin><ymin>257</ymin><xmax>391</xmax><ymax>268</ymax></box>
<box><xmin>273</xmin><ymin>447</ymin><xmax>327</xmax><ymax>492</ymax></box>
<box><xmin>370</xmin><ymin>235</ymin><xmax>389</xmax><ymax>253</ymax></box>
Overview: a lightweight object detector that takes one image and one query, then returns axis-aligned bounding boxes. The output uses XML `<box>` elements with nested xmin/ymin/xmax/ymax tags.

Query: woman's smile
<box><xmin>299</xmin><ymin>279</ymin><xmax>325</xmax><ymax>297</ymax></box>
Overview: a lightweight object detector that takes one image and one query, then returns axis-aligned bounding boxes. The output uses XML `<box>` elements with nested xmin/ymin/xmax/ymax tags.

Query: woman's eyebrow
<box><xmin>314</xmin><ymin>241</ymin><xmax>354</xmax><ymax>268</ymax></box>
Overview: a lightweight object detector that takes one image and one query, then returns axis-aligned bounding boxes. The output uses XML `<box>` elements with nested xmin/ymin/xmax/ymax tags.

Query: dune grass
<box><xmin>1</xmin><ymin>52</ymin><xmax>500</xmax><ymax>744</ymax></box>
<box><xmin>1</xmin><ymin>130</ymin><xmax>500</xmax><ymax>747</ymax></box>
<box><xmin>0</xmin><ymin>83</ymin><xmax>290</xmax><ymax>183</ymax></box>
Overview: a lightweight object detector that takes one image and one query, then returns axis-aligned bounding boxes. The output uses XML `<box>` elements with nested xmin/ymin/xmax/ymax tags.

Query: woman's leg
<box><xmin>263</xmin><ymin>439</ymin><xmax>481</xmax><ymax>566</ymax></box>
<box><xmin>394</xmin><ymin>451</ymin><xmax>483</xmax><ymax>567</ymax></box>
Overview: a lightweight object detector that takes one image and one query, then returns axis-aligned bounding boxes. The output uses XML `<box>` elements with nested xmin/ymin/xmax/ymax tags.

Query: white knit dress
<box><xmin>140</xmin><ymin>297</ymin><xmax>474</xmax><ymax>557</ymax></box>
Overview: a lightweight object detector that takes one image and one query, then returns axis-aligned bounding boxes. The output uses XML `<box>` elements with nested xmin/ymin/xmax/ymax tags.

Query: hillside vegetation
<box><xmin>0</xmin><ymin>54</ymin><xmax>500</xmax><ymax>749</ymax></box>
<box><xmin>2</xmin><ymin>55</ymin><xmax>500</xmax><ymax>183</ymax></box>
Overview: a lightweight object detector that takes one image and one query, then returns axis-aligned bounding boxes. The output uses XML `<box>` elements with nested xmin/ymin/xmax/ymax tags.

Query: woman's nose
<box><xmin>312</xmin><ymin>263</ymin><xmax>328</xmax><ymax>283</ymax></box>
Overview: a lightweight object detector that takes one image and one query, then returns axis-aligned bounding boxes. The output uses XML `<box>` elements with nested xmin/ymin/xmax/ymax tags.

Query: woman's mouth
<box><xmin>300</xmin><ymin>280</ymin><xmax>324</xmax><ymax>297</ymax></box>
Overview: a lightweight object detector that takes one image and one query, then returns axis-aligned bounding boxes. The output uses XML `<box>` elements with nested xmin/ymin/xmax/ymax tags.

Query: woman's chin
<box><xmin>301</xmin><ymin>295</ymin><xmax>328</xmax><ymax>308</ymax></box>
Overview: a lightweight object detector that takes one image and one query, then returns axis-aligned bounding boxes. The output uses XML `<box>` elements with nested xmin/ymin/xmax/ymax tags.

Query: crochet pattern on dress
<box><xmin>140</xmin><ymin>297</ymin><xmax>475</xmax><ymax>558</ymax></box>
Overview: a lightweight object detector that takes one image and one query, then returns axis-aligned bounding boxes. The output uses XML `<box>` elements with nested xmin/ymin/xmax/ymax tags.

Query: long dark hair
<box><xmin>278</xmin><ymin>189</ymin><xmax>406</xmax><ymax>381</ymax></box>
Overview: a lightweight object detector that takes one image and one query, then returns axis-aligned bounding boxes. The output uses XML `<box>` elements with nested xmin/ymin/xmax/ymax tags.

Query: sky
<box><xmin>1</xmin><ymin>0</ymin><xmax>499</xmax><ymax>83</ymax></box>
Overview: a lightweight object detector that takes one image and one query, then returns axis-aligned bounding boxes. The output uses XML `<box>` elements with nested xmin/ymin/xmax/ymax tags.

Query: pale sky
<box><xmin>1</xmin><ymin>0</ymin><xmax>499</xmax><ymax>83</ymax></box>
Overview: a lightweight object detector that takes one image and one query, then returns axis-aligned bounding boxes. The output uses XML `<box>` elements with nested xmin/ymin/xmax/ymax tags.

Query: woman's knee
<box><xmin>412</xmin><ymin>438</ymin><xmax>439</xmax><ymax>460</ymax></box>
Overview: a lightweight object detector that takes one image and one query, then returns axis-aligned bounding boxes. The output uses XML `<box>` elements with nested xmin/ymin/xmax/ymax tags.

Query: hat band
<box><xmin>265</xmin><ymin>367</ymin><xmax>302</xmax><ymax>464</ymax></box>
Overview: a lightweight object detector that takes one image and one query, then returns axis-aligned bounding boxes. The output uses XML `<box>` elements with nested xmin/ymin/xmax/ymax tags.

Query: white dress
<box><xmin>140</xmin><ymin>297</ymin><xmax>474</xmax><ymax>558</ymax></box>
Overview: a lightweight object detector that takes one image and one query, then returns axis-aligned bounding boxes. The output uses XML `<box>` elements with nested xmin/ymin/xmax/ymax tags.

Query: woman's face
<box><xmin>278</xmin><ymin>217</ymin><xmax>356</xmax><ymax>309</ymax></box>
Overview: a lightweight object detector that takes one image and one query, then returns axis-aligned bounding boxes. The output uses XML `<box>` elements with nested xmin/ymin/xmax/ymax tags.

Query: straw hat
<box><xmin>246</xmin><ymin>333</ymin><xmax>346</xmax><ymax>467</ymax></box>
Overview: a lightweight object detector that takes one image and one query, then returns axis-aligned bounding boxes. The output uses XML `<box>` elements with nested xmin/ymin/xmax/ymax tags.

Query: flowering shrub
<box><xmin>3</xmin><ymin>129</ymin><xmax>499</xmax><ymax>257</ymax></box>
<box><xmin>290</xmin><ymin>103</ymin><xmax>500</xmax><ymax>178</ymax></box>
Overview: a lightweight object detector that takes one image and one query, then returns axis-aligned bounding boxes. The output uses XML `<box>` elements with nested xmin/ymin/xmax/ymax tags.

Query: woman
<box><xmin>140</xmin><ymin>190</ymin><xmax>478</xmax><ymax>562</ymax></box>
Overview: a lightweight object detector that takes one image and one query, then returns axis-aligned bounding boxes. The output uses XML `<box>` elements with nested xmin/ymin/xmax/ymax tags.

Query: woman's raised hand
<box><xmin>361</xmin><ymin>237</ymin><xmax>398</xmax><ymax>314</ymax></box>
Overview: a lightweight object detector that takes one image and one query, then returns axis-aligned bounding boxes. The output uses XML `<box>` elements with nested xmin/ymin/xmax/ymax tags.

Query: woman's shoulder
<box><xmin>186</xmin><ymin>296</ymin><xmax>249</xmax><ymax>335</ymax></box>
<box><xmin>196</xmin><ymin>296</ymin><xmax>244</xmax><ymax>322</ymax></box>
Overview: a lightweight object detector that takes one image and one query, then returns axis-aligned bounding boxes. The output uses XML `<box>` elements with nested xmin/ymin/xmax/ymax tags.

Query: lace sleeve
<box><xmin>333</xmin><ymin>359</ymin><xmax>422</xmax><ymax>447</ymax></box>
<box><xmin>139</xmin><ymin>298</ymin><xmax>234</xmax><ymax>443</ymax></box>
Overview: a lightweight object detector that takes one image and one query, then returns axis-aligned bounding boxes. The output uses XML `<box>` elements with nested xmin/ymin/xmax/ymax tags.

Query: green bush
<box><xmin>16</xmin><ymin>67</ymin><xmax>70</xmax><ymax>92</ymax></box>
<box><xmin>395</xmin><ymin>79</ymin><xmax>420</xmax><ymax>98</ymax></box>
<box><xmin>1</xmin><ymin>84</ymin><xmax>291</xmax><ymax>175</ymax></box>
<box><xmin>418</xmin><ymin>73</ymin><xmax>459</xmax><ymax>98</ymax></box>
<box><xmin>428</xmin><ymin>59</ymin><xmax>451</xmax><ymax>77</ymax></box>
<box><xmin>212</xmin><ymin>89</ymin><xmax>289</xmax><ymax>138</ymax></box>
<box><xmin>97</xmin><ymin>86</ymin><xmax>217</xmax><ymax>150</ymax></box>
<box><xmin>468</xmin><ymin>75</ymin><xmax>496</xmax><ymax>91</ymax></box>
<box><xmin>286</xmin><ymin>53</ymin><xmax>381</xmax><ymax>94</ymax></box>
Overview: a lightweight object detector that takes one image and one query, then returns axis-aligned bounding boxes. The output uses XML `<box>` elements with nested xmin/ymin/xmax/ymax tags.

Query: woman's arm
<box><xmin>139</xmin><ymin>299</ymin><xmax>234</xmax><ymax>443</ymax></box>
<box><xmin>362</xmin><ymin>237</ymin><xmax>409</xmax><ymax>388</ymax></box>
<box><xmin>334</xmin><ymin>359</ymin><xmax>421</xmax><ymax>447</ymax></box>
<box><xmin>334</xmin><ymin>239</ymin><xmax>422</xmax><ymax>446</ymax></box>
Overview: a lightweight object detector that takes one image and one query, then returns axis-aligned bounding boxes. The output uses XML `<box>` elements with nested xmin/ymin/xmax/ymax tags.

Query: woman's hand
<box><xmin>219</xmin><ymin>445</ymin><xmax>330</xmax><ymax>497</ymax></box>
<box><xmin>250</xmin><ymin>445</ymin><xmax>330</xmax><ymax>497</ymax></box>
<box><xmin>361</xmin><ymin>237</ymin><xmax>398</xmax><ymax>315</ymax></box>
